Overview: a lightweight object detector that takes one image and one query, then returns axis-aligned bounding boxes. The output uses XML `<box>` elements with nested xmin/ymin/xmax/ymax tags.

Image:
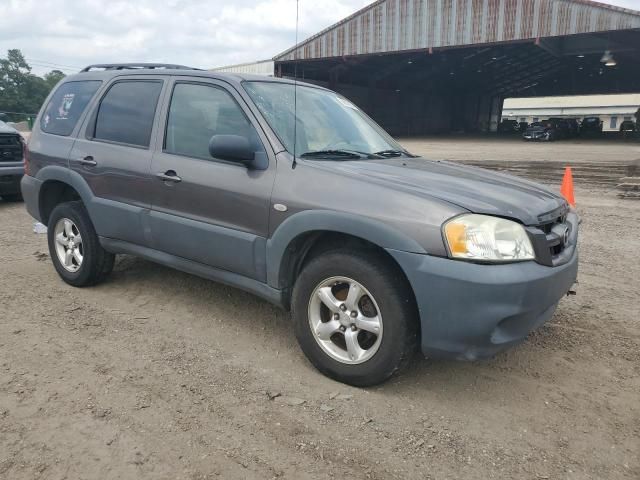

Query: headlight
<box><xmin>443</xmin><ymin>214</ymin><xmax>535</xmax><ymax>262</ymax></box>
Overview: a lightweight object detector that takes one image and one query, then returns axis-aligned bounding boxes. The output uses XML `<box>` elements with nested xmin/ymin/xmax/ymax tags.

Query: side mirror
<box><xmin>209</xmin><ymin>135</ymin><xmax>255</xmax><ymax>166</ymax></box>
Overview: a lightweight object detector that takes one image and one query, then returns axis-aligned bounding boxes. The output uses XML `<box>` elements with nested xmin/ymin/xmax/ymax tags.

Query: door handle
<box><xmin>156</xmin><ymin>170</ymin><xmax>182</xmax><ymax>183</ymax></box>
<box><xmin>78</xmin><ymin>156</ymin><xmax>97</xmax><ymax>167</ymax></box>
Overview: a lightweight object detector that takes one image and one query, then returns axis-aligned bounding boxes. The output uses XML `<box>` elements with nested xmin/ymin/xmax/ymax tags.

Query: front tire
<box><xmin>291</xmin><ymin>249</ymin><xmax>418</xmax><ymax>387</ymax></box>
<box><xmin>47</xmin><ymin>201</ymin><xmax>115</xmax><ymax>287</ymax></box>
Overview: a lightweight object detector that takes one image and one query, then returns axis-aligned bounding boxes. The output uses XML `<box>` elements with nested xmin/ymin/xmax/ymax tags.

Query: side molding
<box><xmin>101</xmin><ymin>237</ymin><xmax>285</xmax><ymax>307</ymax></box>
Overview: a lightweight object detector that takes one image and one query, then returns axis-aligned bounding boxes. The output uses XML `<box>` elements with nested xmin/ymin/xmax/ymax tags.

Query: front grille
<box><xmin>0</xmin><ymin>135</ymin><xmax>22</xmax><ymax>163</ymax></box>
<box><xmin>527</xmin><ymin>207</ymin><xmax>575</xmax><ymax>267</ymax></box>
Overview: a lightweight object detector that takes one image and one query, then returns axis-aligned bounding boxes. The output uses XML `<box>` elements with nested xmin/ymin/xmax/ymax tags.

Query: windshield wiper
<box><xmin>373</xmin><ymin>149</ymin><xmax>409</xmax><ymax>158</ymax></box>
<box><xmin>300</xmin><ymin>149</ymin><xmax>367</xmax><ymax>159</ymax></box>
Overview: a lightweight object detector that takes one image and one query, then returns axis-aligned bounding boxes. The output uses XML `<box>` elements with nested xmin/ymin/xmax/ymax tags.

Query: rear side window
<box><xmin>94</xmin><ymin>81</ymin><xmax>163</xmax><ymax>147</ymax></box>
<box><xmin>41</xmin><ymin>81</ymin><xmax>102</xmax><ymax>136</ymax></box>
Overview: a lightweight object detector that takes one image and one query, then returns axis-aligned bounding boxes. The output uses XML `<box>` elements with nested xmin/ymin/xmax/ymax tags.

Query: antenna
<box><xmin>292</xmin><ymin>0</ymin><xmax>299</xmax><ymax>169</ymax></box>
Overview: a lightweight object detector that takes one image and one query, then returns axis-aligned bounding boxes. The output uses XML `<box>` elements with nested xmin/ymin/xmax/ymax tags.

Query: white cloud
<box><xmin>0</xmin><ymin>0</ymin><xmax>636</xmax><ymax>76</ymax></box>
<box><xmin>605</xmin><ymin>0</ymin><xmax>640</xmax><ymax>9</ymax></box>
<box><xmin>0</xmin><ymin>0</ymin><xmax>370</xmax><ymax>75</ymax></box>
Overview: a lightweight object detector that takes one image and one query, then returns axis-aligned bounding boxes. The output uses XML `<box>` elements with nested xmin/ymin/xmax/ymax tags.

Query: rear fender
<box><xmin>34</xmin><ymin>166</ymin><xmax>146</xmax><ymax>242</ymax></box>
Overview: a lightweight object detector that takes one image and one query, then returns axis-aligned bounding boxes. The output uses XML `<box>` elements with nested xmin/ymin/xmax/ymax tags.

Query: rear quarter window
<box><xmin>41</xmin><ymin>81</ymin><xmax>102</xmax><ymax>136</ymax></box>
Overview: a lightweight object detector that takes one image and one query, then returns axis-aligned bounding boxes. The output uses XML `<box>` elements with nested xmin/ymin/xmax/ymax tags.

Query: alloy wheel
<box><xmin>308</xmin><ymin>276</ymin><xmax>383</xmax><ymax>364</ymax></box>
<box><xmin>53</xmin><ymin>217</ymin><xmax>84</xmax><ymax>273</ymax></box>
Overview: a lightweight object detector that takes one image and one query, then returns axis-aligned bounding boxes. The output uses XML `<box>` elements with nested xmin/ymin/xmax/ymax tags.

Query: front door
<box><xmin>70</xmin><ymin>76</ymin><xmax>166</xmax><ymax>245</ymax></box>
<box><xmin>149</xmin><ymin>79</ymin><xmax>275</xmax><ymax>281</ymax></box>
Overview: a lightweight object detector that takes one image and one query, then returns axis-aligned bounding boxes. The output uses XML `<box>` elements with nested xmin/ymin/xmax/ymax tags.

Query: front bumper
<box><xmin>0</xmin><ymin>165</ymin><xmax>24</xmax><ymax>195</ymax></box>
<box><xmin>388</xmin><ymin>246</ymin><xmax>578</xmax><ymax>360</ymax></box>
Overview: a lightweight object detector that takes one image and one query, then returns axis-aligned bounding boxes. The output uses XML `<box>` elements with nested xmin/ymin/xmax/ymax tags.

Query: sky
<box><xmin>0</xmin><ymin>0</ymin><xmax>637</xmax><ymax>76</ymax></box>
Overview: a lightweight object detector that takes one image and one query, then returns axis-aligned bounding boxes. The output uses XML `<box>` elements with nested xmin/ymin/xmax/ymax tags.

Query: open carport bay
<box><xmin>1</xmin><ymin>138</ymin><xmax>639</xmax><ymax>479</ymax></box>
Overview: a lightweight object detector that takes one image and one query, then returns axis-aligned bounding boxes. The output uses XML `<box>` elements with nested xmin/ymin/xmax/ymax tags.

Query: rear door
<box><xmin>70</xmin><ymin>76</ymin><xmax>167</xmax><ymax>245</ymax></box>
<box><xmin>148</xmin><ymin>78</ymin><xmax>275</xmax><ymax>281</ymax></box>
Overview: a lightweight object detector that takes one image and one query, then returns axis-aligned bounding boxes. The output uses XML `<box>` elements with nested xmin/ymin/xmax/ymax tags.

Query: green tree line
<box><xmin>0</xmin><ymin>49</ymin><xmax>66</xmax><ymax>122</ymax></box>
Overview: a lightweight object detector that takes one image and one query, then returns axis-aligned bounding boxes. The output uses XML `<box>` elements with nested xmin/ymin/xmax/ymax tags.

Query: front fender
<box><xmin>266</xmin><ymin>209</ymin><xmax>427</xmax><ymax>288</ymax></box>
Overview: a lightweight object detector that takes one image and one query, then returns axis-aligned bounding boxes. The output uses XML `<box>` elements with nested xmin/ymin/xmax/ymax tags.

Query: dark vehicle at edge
<box><xmin>0</xmin><ymin>121</ymin><xmax>25</xmax><ymax>201</ymax></box>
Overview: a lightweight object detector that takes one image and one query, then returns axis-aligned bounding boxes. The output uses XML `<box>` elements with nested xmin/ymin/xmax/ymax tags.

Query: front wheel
<box><xmin>291</xmin><ymin>249</ymin><xmax>418</xmax><ymax>387</ymax></box>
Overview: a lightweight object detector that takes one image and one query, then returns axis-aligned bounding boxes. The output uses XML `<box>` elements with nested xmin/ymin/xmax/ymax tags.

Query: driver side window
<box><xmin>165</xmin><ymin>83</ymin><xmax>262</xmax><ymax>160</ymax></box>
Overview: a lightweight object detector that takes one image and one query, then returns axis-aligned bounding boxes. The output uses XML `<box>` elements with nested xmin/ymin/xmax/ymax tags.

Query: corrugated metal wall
<box><xmin>276</xmin><ymin>0</ymin><xmax>640</xmax><ymax>61</ymax></box>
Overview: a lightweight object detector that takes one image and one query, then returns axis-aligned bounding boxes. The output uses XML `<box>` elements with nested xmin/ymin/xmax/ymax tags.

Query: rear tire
<box><xmin>47</xmin><ymin>201</ymin><xmax>115</xmax><ymax>287</ymax></box>
<box><xmin>291</xmin><ymin>249</ymin><xmax>418</xmax><ymax>387</ymax></box>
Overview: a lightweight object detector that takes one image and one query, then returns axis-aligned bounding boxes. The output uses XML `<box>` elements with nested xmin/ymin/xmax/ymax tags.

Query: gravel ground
<box><xmin>1</xmin><ymin>138</ymin><xmax>639</xmax><ymax>479</ymax></box>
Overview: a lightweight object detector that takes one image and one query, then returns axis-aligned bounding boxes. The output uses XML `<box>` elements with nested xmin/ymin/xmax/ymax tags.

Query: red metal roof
<box><xmin>274</xmin><ymin>0</ymin><xmax>640</xmax><ymax>62</ymax></box>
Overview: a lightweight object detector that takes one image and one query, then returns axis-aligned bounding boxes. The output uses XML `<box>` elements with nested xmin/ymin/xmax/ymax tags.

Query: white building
<box><xmin>503</xmin><ymin>94</ymin><xmax>640</xmax><ymax>132</ymax></box>
<box><xmin>210</xmin><ymin>60</ymin><xmax>275</xmax><ymax>77</ymax></box>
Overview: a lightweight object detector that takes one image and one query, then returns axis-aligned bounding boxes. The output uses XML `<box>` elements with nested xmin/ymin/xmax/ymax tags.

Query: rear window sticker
<box><xmin>57</xmin><ymin>93</ymin><xmax>75</xmax><ymax>120</ymax></box>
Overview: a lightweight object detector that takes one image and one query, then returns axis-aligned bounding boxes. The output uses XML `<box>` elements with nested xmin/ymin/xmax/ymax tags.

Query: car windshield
<box><xmin>243</xmin><ymin>81</ymin><xmax>407</xmax><ymax>159</ymax></box>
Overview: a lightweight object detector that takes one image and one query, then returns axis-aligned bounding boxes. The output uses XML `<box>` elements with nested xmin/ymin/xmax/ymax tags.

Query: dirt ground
<box><xmin>1</xmin><ymin>137</ymin><xmax>639</xmax><ymax>480</ymax></box>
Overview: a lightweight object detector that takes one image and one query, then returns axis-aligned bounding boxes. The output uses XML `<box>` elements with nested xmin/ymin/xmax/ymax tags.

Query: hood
<box><xmin>313</xmin><ymin>157</ymin><xmax>567</xmax><ymax>226</ymax></box>
<box><xmin>526</xmin><ymin>125</ymin><xmax>548</xmax><ymax>133</ymax></box>
<box><xmin>0</xmin><ymin>121</ymin><xmax>20</xmax><ymax>135</ymax></box>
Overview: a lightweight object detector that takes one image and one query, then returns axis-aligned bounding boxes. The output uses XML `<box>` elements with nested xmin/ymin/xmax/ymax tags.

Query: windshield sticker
<box><xmin>57</xmin><ymin>93</ymin><xmax>75</xmax><ymax>120</ymax></box>
<box><xmin>335</xmin><ymin>96</ymin><xmax>357</xmax><ymax>110</ymax></box>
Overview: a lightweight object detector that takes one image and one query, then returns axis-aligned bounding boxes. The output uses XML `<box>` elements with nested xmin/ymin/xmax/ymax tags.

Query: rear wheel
<box><xmin>47</xmin><ymin>201</ymin><xmax>115</xmax><ymax>287</ymax></box>
<box><xmin>291</xmin><ymin>249</ymin><xmax>418</xmax><ymax>387</ymax></box>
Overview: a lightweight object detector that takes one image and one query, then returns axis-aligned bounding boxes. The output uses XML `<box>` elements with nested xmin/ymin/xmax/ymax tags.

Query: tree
<box><xmin>0</xmin><ymin>49</ymin><xmax>32</xmax><ymax>116</ymax></box>
<box><xmin>0</xmin><ymin>48</ymin><xmax>31</xmax><ymax>77</ymax></box>
<box><xmin>0</xmin><ymin>49</ymin><xmax>65</xmax><ymax>122</ymax></box>
<box><xmin>44</xmin><ymin>70</ymin><xmax>66</xmax><ymax>90</ymax></box>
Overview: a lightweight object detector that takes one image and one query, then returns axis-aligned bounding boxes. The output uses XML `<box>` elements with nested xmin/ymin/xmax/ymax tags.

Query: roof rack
<box><xmin>80</xmin><ymin>63</ymin><xmax>199</xmax><ymax>72</ymax></box>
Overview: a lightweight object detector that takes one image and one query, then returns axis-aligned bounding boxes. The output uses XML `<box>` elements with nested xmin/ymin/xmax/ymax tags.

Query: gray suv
<box><xmin>21</xmin><ymin>64</ymin><xmax>579</xmax><ymax>386</ymax></box>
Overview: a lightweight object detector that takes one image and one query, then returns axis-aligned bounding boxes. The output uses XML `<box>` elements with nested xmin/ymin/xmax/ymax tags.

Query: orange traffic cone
<box><xmin>560</xmin><ymin>166</ymin><xmax>575</xmax><ymax>207</ymax></box>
